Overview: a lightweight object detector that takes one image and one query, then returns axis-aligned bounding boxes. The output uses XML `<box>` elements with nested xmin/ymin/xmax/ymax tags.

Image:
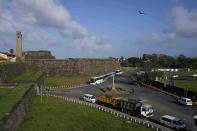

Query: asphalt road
<box><xmin>47</xmin><ymin>73</ymin><xmax>197</xmax><ymax>130</ymax></box>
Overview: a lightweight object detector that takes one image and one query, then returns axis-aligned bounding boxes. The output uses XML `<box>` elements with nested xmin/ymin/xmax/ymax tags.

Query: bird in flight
<box><xmin>138</xmin><ymin>10</ymin><xmax>145</xmax><ymax>15</ymax></box>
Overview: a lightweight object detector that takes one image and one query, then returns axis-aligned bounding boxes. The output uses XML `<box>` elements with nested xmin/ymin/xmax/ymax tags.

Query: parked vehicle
<box><xmin>89</xmin><ymin>75</ymin><xmax>104</xmax><ymax>85</ymax></box>
<box><xmin>193</xmin><ymin>115</ymin><xmax>197</xmax><ymax>131</ymax></box>
<box><xmin>178</xmin><ymin>97</ymin><xmax>193</xmax><ymax>106</ymax></box>
<box><xmin>82</xmin><ymin>94</ymin><xmax>96</xmax><ymax>103</ymax></box>
<box><xmin>97</xmin><ymin>96</ymin><xmax>153</xmax><ymax>118</ymax></box>
<box><xmin>160</xmin><ymin>115</ymin><xmax>186</xmax><ymax>130</ymax></box>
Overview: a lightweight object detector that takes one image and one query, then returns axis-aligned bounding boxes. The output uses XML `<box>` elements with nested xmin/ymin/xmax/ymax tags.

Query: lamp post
<box><xmin>112</xmin><ymin>73</ymin><xmax>115</xmax><ymax>90</ymax></box>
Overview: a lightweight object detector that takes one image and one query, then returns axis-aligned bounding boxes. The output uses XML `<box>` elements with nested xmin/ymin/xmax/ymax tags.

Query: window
<box><xmin>162</xmin><ymin>117</ymin><xmax>172</xmax><ymax>123</ymax></box>
<box><xmin>194</xmin><ymin>119</ymin><xmax>197</xmax><ymax>126</ymax></box>
<box><xmin>187</xmin><ymin>100</ymin><xmax>192</xmax><ymax>102</ymax></box>
<box><xmin>91</xmin><ymin>96</ymin><xmax>95</xmax><ymax>99</ymax></box>
<box><xmin>173</xmin><ymin>120</ymin><xmax>184</xmax><ymax>125</ymax></box>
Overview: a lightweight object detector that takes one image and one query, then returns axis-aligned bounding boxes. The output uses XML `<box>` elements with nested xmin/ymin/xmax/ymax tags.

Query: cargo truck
<box><xmin>97</xmin><ymin>96</ymin><xmax>153</xmax><ymax>118</ymax></box>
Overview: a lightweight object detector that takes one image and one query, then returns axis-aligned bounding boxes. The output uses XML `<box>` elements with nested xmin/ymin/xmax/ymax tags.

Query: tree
<box><xmin>176</xmin><ymin>54</ymin><xmax>188</xmax><ymax>68</ymax></box>
<box><xmin>158</xmin><ymin>54</ymin><xmax>175</xmax><ymax>68</ymax></box>
<box><xmin>9</xmin><ymin>49</ymin><xmax>14</xmax><ymax>54</ymax></box>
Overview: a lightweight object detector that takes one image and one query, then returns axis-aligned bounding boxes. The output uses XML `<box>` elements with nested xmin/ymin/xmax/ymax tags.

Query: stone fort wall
<box><xmin>24</xmin><ymin>59</ymin><xmax>120</xmax><ymax>76</ymax></box>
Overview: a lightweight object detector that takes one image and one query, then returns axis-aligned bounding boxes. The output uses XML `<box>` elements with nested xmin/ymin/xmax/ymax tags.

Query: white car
<box><xmin>178</xmin><ymin>97</ymin><xmax>193</xmax><ymax>106</ymax></box>
<box><xmin>160</xmin><ymin>115</ymin><xmax>186</xmax><ymax>130</ymax></box>
<box><xmin>82</xmin><ymin>94</ymin><xmax>96</xmax><ymax>103</ymax></box>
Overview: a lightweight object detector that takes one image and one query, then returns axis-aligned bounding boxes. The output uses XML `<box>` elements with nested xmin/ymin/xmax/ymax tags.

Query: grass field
<box><xmin>161</xmin><ymin>79</ymin><xmax>197</xmax><ymax>92</ymax></box>
<box><xmin>43</xmin><ymin>76</ymin><xmax>90</xmax><ymax>87</ymax></box>
<box><xmin>174</xmin><ymin>80</ymin><xmax>197</xmax><ymax>92</ymax></box>
<box><xmin>18</xmin><ymin>96</ymin><xmax>153</xmax><ymax>131</ymax></box>
<box><xmin>157</xmin><ymin>71</ymin><xmax>197</xmax><ymax>92</ymax></box>
<box><xmin>12</xmin><ymin>70</ymin><xmax>43</xmax><ymax>83</ymax></box>
<box><xmin>0</xmin><ymin>85</ymin><xmax>30</xmax><ymax>119</ymax></box>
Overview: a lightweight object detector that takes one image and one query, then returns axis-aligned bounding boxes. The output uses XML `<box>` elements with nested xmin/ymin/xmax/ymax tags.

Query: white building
<box><xmin>0</xmin><ymin>52</ymin><xmax>16</xmax><ymax>62</ymax></box>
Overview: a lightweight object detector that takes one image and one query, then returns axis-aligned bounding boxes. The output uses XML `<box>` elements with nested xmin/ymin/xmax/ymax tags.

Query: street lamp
<box><xmin>112</xmin><ymin>73</ymin><xmax>115</xmax><ymax>90</ymax></box>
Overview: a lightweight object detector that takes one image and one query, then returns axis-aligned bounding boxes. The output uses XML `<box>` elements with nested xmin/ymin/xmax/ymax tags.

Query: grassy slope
<box><xmin>12</xmin><ymin>70</ymin><xmax>43</xmax><ymax>82</ymax></box>
<box><xmin>18</xmin><ymin>96</ymin><xmax>153</xmax><ymax>131</ymax></box>
<box><xmin>44</xmin><ymin>76</ymin><xmax>90</xmax><ymax>87</ymax></box>
<box><xmin>0</xmin><ymin>85</ymin><xmax>29</xmax><ymax>119</ymax></box>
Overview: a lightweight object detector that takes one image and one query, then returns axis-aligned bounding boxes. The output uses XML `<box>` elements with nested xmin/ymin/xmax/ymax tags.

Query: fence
<box><xmin>41</xmin><ymin>94</ymin><xmax>173</xmax><ymax>131</ymax></box>
<box><xmin>42</xmin><ymin>84</ymin><xmax>87</xmax><ymax>91</ymax></box>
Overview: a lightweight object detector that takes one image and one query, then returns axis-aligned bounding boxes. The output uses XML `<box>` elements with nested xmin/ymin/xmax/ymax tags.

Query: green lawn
<box><xmin>18</xmin><ymin>96</ymin><xmax>153</xmax><ymax>131</ymax></box>
<box><xmin>152</xmin><ymin>71</ymin><xmax>197</xmax><ymax>92</ymax></box>
<box><xmin>12</xmin><ymin>70</ymin><xmax>43</xmax><ymax>83</ymax></box>
<box><xmin>0</xmin><ymin>85</ymin><xmax>30</xmax><ymax>119</ymax></box>
<box><xmin>174</xmin><ymin>80</ymin><xmax>197</xmax><ymax>92</ymax></box>
<box><xmin>160</xmin><ymin>79</ymin><xmax>197</xmax><ymax>92</ymax></box>
<box><xmin>43</xmin><ymin>76</ymin><xmax>90</xmax><ymax>87</ymax></box>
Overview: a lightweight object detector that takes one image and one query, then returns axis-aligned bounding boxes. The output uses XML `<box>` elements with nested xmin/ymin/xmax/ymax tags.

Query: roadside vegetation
<box><xmin>43</xmin><ymin>76</ymin><xmax>90</xmax><ymax>87</ymax></box>
<box><xmin>18</xmin><ymin>96</ymin><xmax>153</xmax><ymax>131</ymax></box>
<box><xmin>12</xmin><ymin>70</ymin><xmax>43</xmax><ymax>83</ymax></box>
<box><xmin>0</xmin><ymin>84</ymin><xmax>30</xmax><ymax>119</ymax></box>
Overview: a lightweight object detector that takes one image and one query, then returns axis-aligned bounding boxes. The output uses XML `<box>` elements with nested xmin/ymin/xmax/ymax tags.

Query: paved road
<box><xmin>47</xmin><ymin>73</ymin><xmax>197</xmax><ymax>130</ymax></box>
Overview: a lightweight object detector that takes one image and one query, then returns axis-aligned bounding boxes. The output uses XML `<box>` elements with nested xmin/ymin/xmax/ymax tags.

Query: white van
<box><xmin>160</xmin><ymin>115</ymin><xmax>186</xmax><ymax>130</ymax></box>
<box><xmin>82</xmin><ymin>94</ymin><xmax>96</xmax><ymax>103</ymax></box>
<box><xmin>178</xmin><ymin>97</ymin><xmax>193</xmax><ymax>106</ymax></box>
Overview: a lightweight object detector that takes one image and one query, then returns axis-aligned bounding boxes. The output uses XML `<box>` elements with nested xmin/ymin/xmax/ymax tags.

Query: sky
<box><xmin>0</xmin><ymin>0</ymin><xmax>197</xmax><ymax>58</ymax></box>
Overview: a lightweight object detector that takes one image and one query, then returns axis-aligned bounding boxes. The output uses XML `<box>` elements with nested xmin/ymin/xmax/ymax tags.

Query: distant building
<box><xmin>16</xmin><ymin>31</ymin><xmax>22</xmax><ymax>58</ymax></box>
<box><xmin>157</xmin><ymin>68</ymin><xmax>179</xmax><ymax>72</ymax></box>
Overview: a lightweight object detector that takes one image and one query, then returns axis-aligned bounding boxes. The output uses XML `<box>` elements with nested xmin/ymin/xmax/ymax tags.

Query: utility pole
<box><xmin>41</xmin><ymin>87</ymin><xmax>43</xmax><ymax>103</ymax></box>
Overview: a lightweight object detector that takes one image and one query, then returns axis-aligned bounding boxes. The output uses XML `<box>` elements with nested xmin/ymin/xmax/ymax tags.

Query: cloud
<box><xmin>0</xmin><ymin>0</ymin><xmax>111</xmax><ymax>57</ymax></box>
<box><xmin>171</xmin><ymin>6</ymin><xmax>197</xmax><ymax>37</ymax></box>
<box><xmin>136</xmin><ymin>32</ymin><xmax>176</xmax><ymax>47</ymax></box>
<box><xmin>137</xmin><ymin>6</ymin><xmax>197</xmax><ymax>47</ymax></box>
